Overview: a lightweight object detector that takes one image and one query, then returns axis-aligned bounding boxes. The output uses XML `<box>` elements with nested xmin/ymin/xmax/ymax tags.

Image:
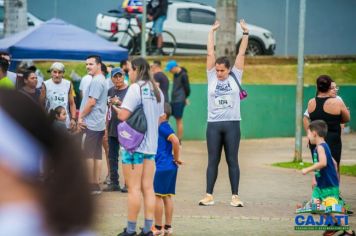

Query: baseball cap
<box><xmin>165</xmin><ymin>60</ymin><xmax>178</xmax><ymax>71</ymax></box>
<box><xmin>111</xmin><ymin>67</ymin><xmax>123</xmax><ymax>77</ymax></box>
<box><xmin>49</xmin><ymin>62</ymin><xmax>65</xmax><ymax>72</ymax></box>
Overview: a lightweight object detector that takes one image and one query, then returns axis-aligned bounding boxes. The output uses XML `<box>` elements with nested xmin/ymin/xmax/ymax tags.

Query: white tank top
<box><xmin>44</xmin><ymin>79</ymin><xmax>71</xmax><ymax>127</ymax></box>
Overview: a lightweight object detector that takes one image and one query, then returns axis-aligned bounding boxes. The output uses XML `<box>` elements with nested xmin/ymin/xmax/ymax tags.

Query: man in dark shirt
<box><xmin>147</xmin><ymin>0</ymin><xmax>168</xmax><ymax>55</ymax></box>
<box><xmin>151</xmin><ymin>60</ymin><xmax>169</xmax><ymax>103</ymax></box>
<box><xmin>165</xmin><ymin>60</ymin><xmax>190</xmax><ymax>143</ymax></box>
<box><xmin>104</xmin><ymin>67</ymin><xmax>129</xmax><ymax>192</ymax></box>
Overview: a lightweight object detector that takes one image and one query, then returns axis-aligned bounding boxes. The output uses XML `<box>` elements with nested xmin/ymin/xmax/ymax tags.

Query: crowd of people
<box><xmin>0</xmin><ymin>17</ymin><xmax>354</xmax><ymax>236</ymax></box>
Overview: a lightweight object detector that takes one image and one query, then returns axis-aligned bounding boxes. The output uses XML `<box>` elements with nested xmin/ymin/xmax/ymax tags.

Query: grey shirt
<box><xmin>80</xmin><ymin>74</ymin><xmax>108</xmax><ymax>131</ymax></box>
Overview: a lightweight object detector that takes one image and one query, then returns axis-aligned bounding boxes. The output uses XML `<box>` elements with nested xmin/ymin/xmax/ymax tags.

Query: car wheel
<box><xmin>246</xmin><ymin>39</ymin><xmax>263</xmax><ymax>56</ymax></box>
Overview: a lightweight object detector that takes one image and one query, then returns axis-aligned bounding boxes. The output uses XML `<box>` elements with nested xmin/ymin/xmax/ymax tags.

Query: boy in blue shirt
<box><xmin>152</xmin><ymin>103</ymin><xmax>183</xmax><ymax>236</ymax></box>
<box><xmin>302</xmin><ymin>120</ymin><xmax>354</xmax><ymax>236</ymax></box>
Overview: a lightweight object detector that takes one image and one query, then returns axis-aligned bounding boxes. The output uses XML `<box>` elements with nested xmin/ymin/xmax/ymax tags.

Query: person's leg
<box><xmin>141</xmin><ymin>158</ymin><xmax>156</xmax><ymax>233</ymax></box>
<box><xmin>83</xmin><ymin>129</ymin><xmax>96</xmax><ymax>186</ymax></box>
<box><xmin>222</xmin><ymin>121</ymin><xmax>241</xmax><ymax>195</ymax></box>
<box><xmin>122</xmin><ymin>152</ymin><xmax>144</xmax><ymax>234</ymax></box>
<box><xmin>102</xmin><ymin>129</ymin><xmax>110</xmax><ymax>183</ymax></box>
<box><xmin>154</xmin><ymin>196</ymin><xmax>164</xmax><ymax>227</ymax></box>
<box><xmin>93</xmin><ymin>131</ymin><xmax>105</xmax><ymax>186</ymax></box>
<box><xmin>108</xmin><ymin>137</ymin><xmax>119</xmax><ymax>185</ymax></box>
<box><xmin>154</xmin><ymin>16</ymin><xmax>166</xmax><ymax>50</ymax></box>
<box><xmin>175</xmin><ymin>118</ymin><xmax>183</xmax><ymax>141</ymax></box>
<box><xmin>163</xmin><ymin>196</ymin><xmax>173</xmax><ymax>226</ymax></box>
<box><xmin>206</xmin><ymin>122</ymin><xmax>223</xmax><ymax>194</ymax></box>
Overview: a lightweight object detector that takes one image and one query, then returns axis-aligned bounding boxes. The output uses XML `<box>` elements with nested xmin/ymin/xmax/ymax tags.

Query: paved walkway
<box><xmin>95</xmin><ymin>133</ymin><xmax>356</xmax><ymax>235</ymax></box>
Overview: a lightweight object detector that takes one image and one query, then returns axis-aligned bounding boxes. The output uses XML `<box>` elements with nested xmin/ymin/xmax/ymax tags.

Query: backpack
<box><xmin>117</xmin><ymin>84</ymin><xmax>147</xmax><ymax>152</ymax></box>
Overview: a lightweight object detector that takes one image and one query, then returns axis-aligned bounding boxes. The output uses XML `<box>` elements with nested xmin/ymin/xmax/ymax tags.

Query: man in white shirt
<box><xmin>40</xmin><ymin>62</ymin><xmax>77</xmax><ymax>129</ymax></box>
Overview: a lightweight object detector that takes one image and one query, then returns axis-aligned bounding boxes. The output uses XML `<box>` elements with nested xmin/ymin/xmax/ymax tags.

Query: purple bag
<box><xmin>117</xmin><ymin>86</ymin><xmax>147</xmax><ymax>152</ymax></box>
<box><xmin>229</xmin><ymin>71</ymin><xmax>248</xmax><ymax>100</ymax></box>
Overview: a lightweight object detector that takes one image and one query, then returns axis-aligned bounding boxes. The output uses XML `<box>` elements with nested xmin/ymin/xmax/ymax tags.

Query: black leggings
<box><xmin>206</xmin><ymin>121</ymin><xmax>241</xmax><ymax>195</ymax></box>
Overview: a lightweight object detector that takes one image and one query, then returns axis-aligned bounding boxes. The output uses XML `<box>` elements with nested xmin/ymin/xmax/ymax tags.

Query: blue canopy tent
<box><xmin>0</xmin><ymin>18</ymin><xmax>128</xmax><ymax>62</ymax></box>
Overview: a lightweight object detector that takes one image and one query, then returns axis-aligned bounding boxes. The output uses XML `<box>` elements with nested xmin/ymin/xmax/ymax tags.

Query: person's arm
<box><xmin>39</xmin><ymin>83</ymin><xmax>46</xmax><ymax>109</ymax></box>
<box><xmin>181</xmin><ymin>73</ymin><xmax>190</xmax><ymax>98</ymax></box>
<box><xmin>302</xmin><ymin>145</ymin><xmax>327</xmax><ymax>174</ymax></box>
<box><xmin>68</xmin><ymin>83</ymin><xmax>77</xmax><ymax>128</ymax></box>
<box><xmin>235</xmin><ymin>19</ymin><xmax>249</xmax><ymax>70</ymax></box>
<box><xmin>79</xmin><ymin>97</ymin><xmax>96</xmax><ymax>119</ymax></box>
<box><xmin>112</xmin><ymin>83</ymin><xmax>139</xmax><ymax>121</ymax></box>
<box><xmin>207</xmin><ymin>21</ymin><xmax>220</xmax><ymax>70</ymax></box>
<box><xmin>339</xmin><ymin>100</ymin><xmax>350</xmax><ymax>123</ymax></box>
<box><xmin>303</xmin><ymin>116</ymin><xmax>310</xmax><ymax>134</ymax></box>
<box><xmin>168</xmin><ymin>133</ymin><xmax>183</xmax><ymax>165</ymax></box>
<box><xmin>112</xmin><ymin>106</ymin><xmax>132</xmax><ymax>121</ymax></box>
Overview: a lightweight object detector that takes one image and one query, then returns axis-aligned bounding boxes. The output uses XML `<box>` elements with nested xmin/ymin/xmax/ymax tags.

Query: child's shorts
<box><xmin>312</xmin><ymin>186</ymin><xmax>343</xmax><ymax>206</ymax></box>
<box><xmin>122</xmin><ymin>150</ymin><xmax>155</xmax><ymax>165</ymax></box>
<box><xmin>154</xmin><ymin>168</ymin><xmax>178</xmax><ymax>196</ymax></box>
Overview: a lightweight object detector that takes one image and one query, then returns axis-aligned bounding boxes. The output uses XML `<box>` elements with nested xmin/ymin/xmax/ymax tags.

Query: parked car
<box><xmin>96</xmin><ymin>1</ymin><xmax>276</xmax><ymax>55</ymax></box>
<box><xmin>0</xmin><ymin>0</ymin><xmax>43</xmax><ymax>38</ymax></box>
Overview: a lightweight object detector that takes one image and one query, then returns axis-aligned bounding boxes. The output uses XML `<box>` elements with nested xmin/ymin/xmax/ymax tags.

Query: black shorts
<box><xmin>82</xmin><ymin>129</ymin><xmax>105</xmax><ymax>160</ymax></box>
<box><xmin>171</xmin><ymin>102</ymin><xmax>185</xmax><ymax>119</ymax></box>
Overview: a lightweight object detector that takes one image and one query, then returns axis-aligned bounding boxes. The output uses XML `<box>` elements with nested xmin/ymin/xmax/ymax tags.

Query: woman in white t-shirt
<box><xmin>113</xmin><ymin>58</ymin><xmax>164</xmax><ymax>236</ymax></box>
<box><xmin>199</xmin><ymin>20</ymin><xmax>249</xmax><ymax>208</ymax></box>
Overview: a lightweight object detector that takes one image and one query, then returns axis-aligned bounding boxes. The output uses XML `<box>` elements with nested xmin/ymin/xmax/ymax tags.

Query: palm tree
<box><xmin>4</xmin><ymin>0</ymin><xmax>28</xmax><ymax>36</ymax></box>
<box><xmin>215</xmin><ymin>0</ymin><xmax>237</xmax><ymax>63</ymax></box>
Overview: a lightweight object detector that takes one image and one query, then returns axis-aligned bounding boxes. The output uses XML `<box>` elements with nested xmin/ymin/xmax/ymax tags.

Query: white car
<box><xmin>96</xmin><ymin>1</ymin><xmax>276</xmax><ymax>56</ymax></box>
<box><xmin>0</xmin><ymin>0</ymin><xmax>43</xmax><ymax>38</ymax></box>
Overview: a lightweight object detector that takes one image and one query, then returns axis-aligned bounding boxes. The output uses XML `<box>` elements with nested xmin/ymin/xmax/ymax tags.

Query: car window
<box><xmin>189</xmin><ymin>8</ymin><xmax>215</xmax><ymax>25</ymax></box>
<box><xmin>0</xmin><ymin>6</ymin><xmax>4</xmax><ymax>22</ymax></box>
<box><xmin>177</xmin><ymin>8</ymin><xmax>190</xmax><ymax>23</ymax></box>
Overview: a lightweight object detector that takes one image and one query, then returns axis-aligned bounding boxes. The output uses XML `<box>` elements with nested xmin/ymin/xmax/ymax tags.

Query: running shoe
<box><xmin>151</xmin><ymin>226</ymin><xmax>164</xmax><ymax>236</ymax></box>
<box><xmin>117</xmin><ymin>228</ymin><xmax>137</xmax><ymax>236</ymax></box>
<box><xmin>121</xmin><ymin>185</ymin><xmax>128</xmax><ymax>193</ymax></box>
<box><xmin>199</xmin><ymin>194</ymin><xmax>214</xmax><ymax>206</ymax></box>
<box><xmin>103</xmin><ymin>184</ymin><xmax>121</xmax><ymax>192</ymax></box>
<box><xmin>164</xmin><ymin>227</ymin><xmax>173</xmax><ymax>236</ymax></box>
<box><xmin>338</xmin><ymin>230</ymin><xmax>355</xmax><ymax>236</ymax></box>
<box><xmin>137</xmin><ymin>230</ymin><xmax>154</xmax><ymax>236</ymax></box>
<box><xmin>230</xmin><ymin>195</ymin><xmax>244</xmax><ymax>207</ymax></box>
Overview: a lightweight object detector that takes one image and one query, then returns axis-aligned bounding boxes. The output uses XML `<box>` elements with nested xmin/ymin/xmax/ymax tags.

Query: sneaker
<box><xmin>199</xmin><ymin>194</ymin><xmax>214</xmax><ymax>206</ymax></box>
<box><xmin>117</xmin><ymin>228</ymin><xmax>137</xmax><ymax>236</ymax></box>
<box><xmin>91</xmin><ymin>184</ymin><xmax>102</xmax><ymax>195</ymax></box>
<box><xmin>164</xmin><ymin>227</ymin><xmax>173</xmax><ymax>236</ymax></box>
<box><xmin>151</xmin><ymin>226</ymin><xmax>164</xmax><ymax>236</ymax></box>
<box><xmin>137</xmin><ymin>230</ymin><xmax>153</xmax><ymax>236</ymax></box>
<box><xmin>230</xmin><ymin>195</ymin><xmax>244</xmax><ymax>207</ymax></box>
<box><xmin>103</xmin><ymin>184</ymin><xmax>121</xmax><ymax>192</ymax></box>
<box><xmin>121</xmin><ymin>185</ymin><xmax>128</xmax><ymax>193</ymax></box>
<box><xmin>338</xmin><ymin>230</ymin><xmax>356</xmax><ymax>236</ymax></box>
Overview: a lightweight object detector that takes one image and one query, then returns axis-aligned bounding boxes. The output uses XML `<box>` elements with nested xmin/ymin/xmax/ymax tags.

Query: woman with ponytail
<box><xmin>0</xmin><ymin>89</ymin><xmax>94</xmax><ymax>236</ymax></box>
<box><xmin>113</xmin><ymin>57</ymin><xmax>164</xmax><ymax>236</ymax></box>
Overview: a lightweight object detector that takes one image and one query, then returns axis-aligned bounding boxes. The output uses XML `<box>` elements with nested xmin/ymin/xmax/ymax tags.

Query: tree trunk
<box><xmin>215</xmin><ymin>0</ymin><xmax>237</xmax><ymax>64</ymax></box>
<box><xmin>4</xmin><ymin>0</ymin><xmax>28</xmax><ymax>37</ymax></box>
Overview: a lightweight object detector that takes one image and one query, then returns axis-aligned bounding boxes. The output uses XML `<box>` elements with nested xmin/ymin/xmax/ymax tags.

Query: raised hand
<box><xmin>211</xmin><ymin>21</ymin><xmax>220</xmax><ymax>32</ymax></box>
<box><xmin>240</xmin><ymin>19</ymin><xmax>249</xmax><ymax>33</ymax></box>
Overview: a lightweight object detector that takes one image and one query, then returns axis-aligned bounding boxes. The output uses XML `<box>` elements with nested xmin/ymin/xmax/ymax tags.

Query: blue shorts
<box><xmin>152</xmin><ymin>15</ymin><xmax>166</xmax><ymax>35</ymax></box>
<box><xmin>122</xmin><ymin>150</ymin><xmax>155</xmax><ymax>165</ymax></box>
<box><xmin>171</xmin><ymin>102</ymin><xmax>185</xmax><ymax>119</ymax></box>
<box><xmin>154</xmin><ymin>168</ymin><xmax>178</xmax><ymax>196</ymax></box>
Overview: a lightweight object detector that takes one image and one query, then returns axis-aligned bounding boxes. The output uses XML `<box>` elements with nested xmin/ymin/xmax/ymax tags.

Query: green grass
<box><xmin>34</xmin><ymin>60</ymin><xmax>356</xmax><ymax>84</ymax></box>
<box><xmin>272</xmin><ymin>161</ymin><xmax>356</xmax><ymax>177</ymax></box>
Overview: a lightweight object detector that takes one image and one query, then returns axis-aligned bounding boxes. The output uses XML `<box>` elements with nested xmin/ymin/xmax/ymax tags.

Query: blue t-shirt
<box><xmin>155</xmin><ymin>121</ymin><xmax>177</xmax><ymax>171</ymax></box>
<box><xmin>314</xmin><ymin>143</ymin><xmax>339</xmax><ymax>189</ymax></box>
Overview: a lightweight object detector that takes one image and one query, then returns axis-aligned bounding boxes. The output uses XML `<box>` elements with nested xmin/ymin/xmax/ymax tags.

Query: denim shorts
<box><xmin>152</xmin><ymin>15</ymin><xmax>166</xmax><ymax>35</ymax></box>
<box><xmin>122</xmin><ymin>150</ymin><xmax>155</xmax><ymax>165</ymax></box>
